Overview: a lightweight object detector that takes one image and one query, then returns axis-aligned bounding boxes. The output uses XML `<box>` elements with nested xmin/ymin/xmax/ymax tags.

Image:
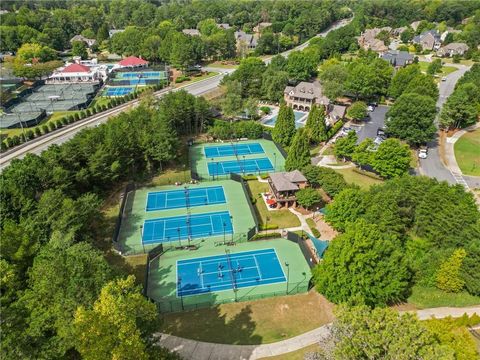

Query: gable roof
<box><xmin>269</xmin><ymin>170</ymin><xmax>307</xmax><ymax>192</ymax></box>
<box><xmin>442</xmin><ymin>42</ymin><xmax>469</xmax><ymax>51</ymax></box>
<box><xmin>284</xmin><ymin>81</ymin><xmax>329</xmax><ymax>105</ymax></box>
<box><xmin>381</xmin><ymin>50</ymin><xmax>414</xmax><ymax>66</ymax></box>
<box><xmin>183</xmin><ymin>29</ymin><xmax>201</xmax><ymax>36</ymax></box>
<box><xmin>413</xmin><ymin>30</ymin><xmax>441</xmax><ymax>43</ymax></box>
<box><xmin>62</xmin><ymin>63</ymin><xmax>91</xmax><ymax>73</ymax></box>
<box><xmin>118</xmin><ymin>56</ymin><xmax>148</xmax><ymax>67</ymax></box>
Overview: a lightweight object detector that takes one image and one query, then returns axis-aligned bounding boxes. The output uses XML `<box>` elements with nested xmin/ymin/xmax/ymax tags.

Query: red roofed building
<box><xmin>48</xmin><ymin>62</ymin><xmax>99</xmax><ymax>83</ymax></box>
<box><xmin>118</xmin><ymin>56</ymin><xmax>148</xmax><ymax>68</ymax></box>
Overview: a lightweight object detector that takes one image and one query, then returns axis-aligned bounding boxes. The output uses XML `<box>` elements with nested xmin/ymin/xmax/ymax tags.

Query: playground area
<box><xmin>190</xmin><ymin>139</ymin><xmax>285</xmax><ymax>180</ymax></box>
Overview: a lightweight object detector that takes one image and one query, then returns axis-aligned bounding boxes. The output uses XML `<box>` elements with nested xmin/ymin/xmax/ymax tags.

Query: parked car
<box><xmin>441</xmin><ymin>77</ymin><xmax>447</xmax><ymax>82</ymax></box>
<box><xmin>377</xmin><ymin>127</ymin><xmax>387</xmax><ymax>138</ymax></box>
<box><xmin>367</xmin><ymin>105</ymin><xmax>374</xmax><ymax>112</ymax></box>
<box><xmin>418</xmin><ymin>146</ymin><xmax>428</xmax><ymax>159</ymax></box>
<box><xmin>373</xmin><ymin>136</ymin><xmax>384</xmax><ymax>146</ymax></box>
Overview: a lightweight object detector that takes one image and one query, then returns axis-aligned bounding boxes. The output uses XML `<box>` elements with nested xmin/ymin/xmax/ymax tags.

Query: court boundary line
<box><xmin>177</xmin><ymin>248</ymin><xmax>277</xmax><ymax>264</ymax></box>
<box><xmin>145</xmin><ymin>185</ymin><xmax>226</xmax><ymax>212</ymax></box>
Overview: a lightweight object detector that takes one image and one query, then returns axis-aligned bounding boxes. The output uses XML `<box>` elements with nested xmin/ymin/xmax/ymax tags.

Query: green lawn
<box><xmin>418</xmin><ymin>61</ymin><xmax>457</xmax><ymax>77</ymax></box>
<box><xmin>454</xmin><ymin>128</ymin><xmax>480</xmax><ymax>176</ymax></box>
<box><xmin>160</xmin><ymin>291</ymin><xmax>334</xmax><ymax>344</ymax></box>
<box><xmin>333</xmin><ymin>167</ymin><xmax>383</xmax><ymax>189</ymax></box>
<box><xmin>246</xmin><ymin>180</ymin><xmax>300</xmax><ymax>229</ymax></box>
<box><xmin>408</xmin><ymin>286</ymin><xmax>480</xmax><ymax>309</ymax></box>
<box><xmin>173</xmin><ymin>71</ymin><xmax>218</xmax><ymax>88</ymax></box>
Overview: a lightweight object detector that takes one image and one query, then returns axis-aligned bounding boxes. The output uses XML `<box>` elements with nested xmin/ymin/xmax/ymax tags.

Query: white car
<box><xmin>367</xmin><ymin>105</ymin><xmax>374</xmax><ymax>112</ymax></box>
<box><xmin>418</xmin><ymin>148</ymin><xmax>428</xmax><ymax>159</ymax></box>
<box><xmin>441</xmin><ymin>77</ymin><xmax>447</xmax><ymax>82</ymax></box>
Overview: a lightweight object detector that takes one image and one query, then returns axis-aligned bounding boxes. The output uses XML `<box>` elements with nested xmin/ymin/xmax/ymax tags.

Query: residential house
<box><xmin>410</xmin><ymin>21</ymin><xmax>421</xmax><ymax>31</ymax></box>
<box><xmin>267</xmin><ymin>170</ymin><xmax>308</xmax><ymax>209</ymax></box>
<box><xmin>253</xmin><ymin>22</ymin><xmax>272</xmax><ymax>33</ymax></box>
<box><xmin>70</xmin><ymin>35</ymin><xmax>96</xmax><ymax>48</ymax></box>
<box><xmin>437</xmin><ymin>42</ymin><xmax>469</xmax><ymax>57</ymax></box>
<box><xmin>216</xmin><ymin>23</ymin><xmax>231</xmax><ymax>30</ymax></box>
<box><xmin>234</xmin><ymin>31</ymin><xmax>258</xmax><ymax>55</ymax></box>
<box><xmin>392</xmin><ymin>27</ymin><xmax>407</xmax><ymax>37</ymax></box>
<box><xmin>326</xmin><ymin>104</ymin><xmax>347</xmax><ymax>126</ymax></box>
<box><xmin>412</xmin><ymin>30</ymin><xmax>442</xmax><ymax>50</ymax></box>
<box><xmin>283</xmin><ymin>81</ymin><xmax>329</xmax><ymax>111</ymax></box>
<box><xmin>357</xmin><ymin>28</ymin><xmax>390</xmax><ymax>53</ymax></box>
<box><xmin>182</xmin><ymin>29</ymin><xmax>201</xmax><ymax>36</ymax></box>
<box><xmin>381</xmin><ymin>50</ymin><xmax>414</xmax><ymax>67</ymax></box>
<box><xmin>108</xmin><ymin>29</ymin><xmax>125</xmax><ymax>38</ymax></box>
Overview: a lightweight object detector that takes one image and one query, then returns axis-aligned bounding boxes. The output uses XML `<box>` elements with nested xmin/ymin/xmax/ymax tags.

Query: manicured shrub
<box><xmin>79</xmin><ymin>111</ymin><xmax>86</xmax><ymax>118</ymax></box>
<box><xmin>34</xmin><ymin>127</ymin><xmax>42</xmax><ymax>137</ymax></box>
<box><xmin>1</xmin><ymin>140</ymin><xmax>9</xmax><ymax>150</ymax></box>
<box><xmin>11</xmin><ymin>135</ymin><xmax>20</xmax><ymax>146</ymax></box>
<box><xmin>67</xmin><ymin>116</ymin><xmax>74</xmax><ymax>123</ymax></box>
<box><xmin>41</xmin><ymin>125</ymin><xmax>50</xmax><ymax>134</ymax></box>
<box><xmin>55</xmin><ymin>120</ymin><xmax>63</xmax><ymax>129</ymax></box>
<box><xmin>61</xmin><ymin>117</ymin><xmax>68</xmax><ymax>125</ymax></box>
<box><xmin>25</xmin><ymin>129</ymin><xmax>34</xmax><ymax>140</ymax></box>
<box><xmin>86</xmin><ymin>109</ymin><xmax>92</xmax><ymax>116</ymax></box>
<box><xmin>101</xmin><ymin>105</ymin><xmax>107</xmax><ymax>111</ymax></box>
<box><xmin>5</xmin><ymin>137</ymin><xmax>13</xmax><ymax>148</ymax></box>
<box><xmin>48</xmin><ymin>122</ymin><xmax>56</xmax><ymax>131</ymax></box>
<box><xmin>73</xmin><ymin>113</ymin><xmax>80</xmax><ymax>121</ymax></box>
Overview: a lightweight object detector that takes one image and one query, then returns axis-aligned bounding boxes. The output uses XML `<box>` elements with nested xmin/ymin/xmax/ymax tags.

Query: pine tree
<box><xmin>305</xmin><ymin>105</ymin><xmax>327</xmax><ymax>143</ymax></box>
<box><xmin>436</xmin><ymin>248</ymin><xmax>467</xmax><ymax>292</ymax></box>
<box><xmin>272</xmin><ymin>104</ymin><xmax>296</xmax><ymax>148</ymax></box>
<box><xmin>285</xmin><ymin>128</ymin><xmax>311</xmax><ymax>171</ymax></box>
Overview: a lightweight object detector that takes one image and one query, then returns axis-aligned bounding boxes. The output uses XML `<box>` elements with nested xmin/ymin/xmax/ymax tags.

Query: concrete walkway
<box><xmin>157</xmin><ymin>306</ymin><xmax>480</xmax><ymax>359</ymax></box>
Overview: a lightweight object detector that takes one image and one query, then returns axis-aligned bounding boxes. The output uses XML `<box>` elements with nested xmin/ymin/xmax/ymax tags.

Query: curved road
<box><xmin>0</xmin><ymin>16</ymin><xmax>352</xmax><ymax>171</ymax></box>
<box><xmin>418</xmin><ymin>63</ymin><xmax>471</xmax><ymax>186</ymax></box>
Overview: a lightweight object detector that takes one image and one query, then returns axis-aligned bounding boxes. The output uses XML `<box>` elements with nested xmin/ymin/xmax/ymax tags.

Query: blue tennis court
<box><xmin>142</xmin><ymin>211</ymin><xmax>233</xmax><ymax>245</ymax></box>
<box><xmin>176</xmin><ymin>248</ymin><xmax>286</xmax><ymax>296</ymax></box>
<box><xmin>146</xmin><ymin>186</ymin><xmax>226</xmax><ymax>211</ymax></box>
<box><xmin>118</xmin><ymin>72</ymin><xmax>164</xmax><ymax>78</ymax></box>
<box><xmin>208</xmin><ymin>157</ymin><xmax>274</xmax><ymax>175</ymax></box>
<box><xmin>204</xmin><ymin>142</ymin><xmax>265</xmax><ymax>158</ymax></box>
<box><xmin>104</xmin><ymin>87</ymin><xmax>134</xmax><ymax>96</ymax></box>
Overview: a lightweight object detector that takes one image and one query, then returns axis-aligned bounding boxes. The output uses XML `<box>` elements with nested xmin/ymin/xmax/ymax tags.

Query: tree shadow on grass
<box><xmin>161</xmin><ymin>304</ymin><xmax>262</xmax><ymax>345</ymax></box>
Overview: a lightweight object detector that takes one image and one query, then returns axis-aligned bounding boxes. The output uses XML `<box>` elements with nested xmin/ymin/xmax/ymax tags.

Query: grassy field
<box><xmin>246</xmin><ymin>180</ymin><xmax>300</xmax><ymax>229</ymax></box>
<box><xmin>418</xmin><ymin>61</ymin><xmax>458</xmax><ymax>77</ymax></box>
<box><xmin>173</xmin><ymin>71</ymin><xmax>218</xmax><ymax>88</ymax></box>
<box><xmin>333</xmin><ymin>167</ymin><xmax>383</xmax><ymax>189</ymax></box>
<box><xmin>160</xmin><ymin>291</ymin><xmax>334</xmax><ymax>344</ymax></box>
<box><xmin>454</xmin><ymin>128</ymin><xmax>480</xmax><ymax>176</ymax></box>
<box><xmin>408</xmin><ymin>286</ymin><xmax>480</xmax><ymax>309</ymax></box>
<box><xmin>260</xmin><ymin>344</ymin><xmax>321</xmax><ymax>360</ymax></box>
<box><xmin>205</xmin><ymin>61</ymin><xmax>239</xmax><ymax>69</ymax></box>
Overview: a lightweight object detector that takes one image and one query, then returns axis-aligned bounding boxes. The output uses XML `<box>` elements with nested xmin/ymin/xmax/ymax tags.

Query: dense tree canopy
<box><xmin>272</xmin><ymin>104</ymin><xmax>296</xmax><ymax>148</ymax></box>
<box><xmin>386</xmin><ymin>93</ymin><xmax>437</xmax><ymax>145</ymax></box>
<box><xmin>285</xmin><ymin>128</ymin><xmax>311</xmax><ymax>171</ymax></box>
<box><xmin>321</xmin><ymin>176</ymin><xmax>480</xmax><ymax>303</ymax></box>
<box><xmin>0</xmin><ymin>91</ymin><xmax>209</xmax><ymax>359</ymax></box>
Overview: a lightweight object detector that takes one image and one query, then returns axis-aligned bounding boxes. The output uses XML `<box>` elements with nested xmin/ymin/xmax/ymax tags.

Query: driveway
<box><xmin>353</xmin><ymin>105</ymin><xmax>389</xmax><ymax>143</ymax></box>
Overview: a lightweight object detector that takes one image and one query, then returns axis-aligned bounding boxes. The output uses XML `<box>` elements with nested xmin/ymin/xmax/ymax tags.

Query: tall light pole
<box><xmin>211</xmin><ymin>158</ymin><xmax>215</xmax><ymax>180</ymax></box>
<box><xmin>230</xmin><ymin>216</ymin><xmax>234</xmax><ymax>242</ymax></box>
<box><xmin>273</xmin><ymin>152</ymin><xmax>277</xmax><ymax>170</ymax></box>
<box><xmin>177</xmin><ymin>228</ymin><xmax>182</xmax><ymax>247</ymax></box>
<box><xmin>285</xmin><ymin>262</ymin><xmax>290</xmax><ymax>295</ymax></box>
<box><xmin>223</xmin><ymin>222</ymin><xmax>226</xmax><ymax>243</ymax></box>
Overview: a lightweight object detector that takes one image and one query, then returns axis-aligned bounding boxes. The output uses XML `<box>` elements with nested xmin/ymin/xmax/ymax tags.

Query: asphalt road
<box><xmin>1</xmin><ymin>17</ymin><xmax>353</xmax><ymax>171</ymax></box>
<box><xmin>418</xmin><ymin>64</ymin><xmax>470</xmax><ymax>184</ymax></box>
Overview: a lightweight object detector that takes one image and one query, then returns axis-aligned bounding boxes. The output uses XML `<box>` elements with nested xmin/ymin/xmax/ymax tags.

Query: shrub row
<box><xmin>250</xmin><ymin>232</ymin><xmax>282</xmax><ymax>241</ymax></box>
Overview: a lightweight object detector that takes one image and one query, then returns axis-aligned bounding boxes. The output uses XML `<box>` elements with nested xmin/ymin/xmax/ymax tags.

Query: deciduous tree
<box><xmin>371</xmin><ymin>138</ymin><xmax>412</xmax><ymax>178</ymax></box>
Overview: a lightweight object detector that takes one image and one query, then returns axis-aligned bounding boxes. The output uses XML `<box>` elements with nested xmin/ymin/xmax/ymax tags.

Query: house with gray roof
<box><xmin>234</xmin><ymin>31</ymin><xmax>258</xmax><ymax>56</ymax></box>
<box><xmin>182</xmin><ymin>29</ymin><xmax>201</xmax><ymax>36</ymax></box>
<box><xmin>217</xmin><ymin>23</ymin><xmax>231</xmax><ymax>30</ymax></box>
<box><xmin>70</xmin><ymin>35</ymin><xmax>96</xmax><ymax>48</ymax></box>
<box><xmin>267</xmin><ymin>170</ymin><xmax>308</xmax><ymax>209</ymax></box>
<box><xmin>437</xmin><ymin>43</ymin><xmax>469</xmax><ymax>57</ymax></box>
<box><xmin>284</xmin><ymin>81</ymin><xmax>329</xmax><ymax>111</ymax></box>
<box><xmin>381</xmin><ymin>50</ymin><xmax>414</xmax><ymax>67</ymax></box>
<box><xmin>413</xmin><ymin>30</ymin><xmax>442</xmax><ymax>50</ymax></box>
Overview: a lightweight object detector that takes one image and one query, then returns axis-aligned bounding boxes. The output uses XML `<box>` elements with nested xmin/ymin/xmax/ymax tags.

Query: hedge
<box><xmin>34</xmin><ymin>127</ymin><xmax>42</xmax><ymax>137</ymax></box>
<box><xmin>42</xmin><ymin>125</ymin><xmax>50</xmax><ymax>134</ymax></box>
<box><xmin>250</xmin><ymin>232</ymin><xmax>282</xmax><ymax>241</ymax></box>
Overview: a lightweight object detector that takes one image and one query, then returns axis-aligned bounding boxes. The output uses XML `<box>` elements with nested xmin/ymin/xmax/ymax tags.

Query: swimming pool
<box><xmin>263</xmin><ymin>110</ymin><xmax>308</xmax><ymax>128</ymax></box>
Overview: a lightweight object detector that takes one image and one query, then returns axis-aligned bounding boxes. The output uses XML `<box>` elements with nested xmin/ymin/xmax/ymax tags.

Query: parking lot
<box><xmin>351</xmin><ymin>105</ymin><xmax>389</xmax><ymax>143</ymax></box>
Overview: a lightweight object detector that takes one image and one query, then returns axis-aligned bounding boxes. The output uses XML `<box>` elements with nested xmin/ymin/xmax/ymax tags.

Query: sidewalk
<box><xmin>157</xmin><ymin>306</ymin><xmax>480</xmax><ymax>359</ymax></box>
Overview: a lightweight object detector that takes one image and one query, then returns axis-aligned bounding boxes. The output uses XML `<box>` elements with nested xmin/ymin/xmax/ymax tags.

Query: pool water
<box><xmin>263</xmin><ymin>111</ymin><xmax>308</xmax><ymax>128</ymax></box>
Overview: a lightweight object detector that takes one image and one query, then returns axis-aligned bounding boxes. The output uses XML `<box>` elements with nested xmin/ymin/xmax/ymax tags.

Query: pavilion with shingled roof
<box><xmin>267</xmin><ymin>170</ymin><xmax>308</xmax><ymax>209</ymax></box>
